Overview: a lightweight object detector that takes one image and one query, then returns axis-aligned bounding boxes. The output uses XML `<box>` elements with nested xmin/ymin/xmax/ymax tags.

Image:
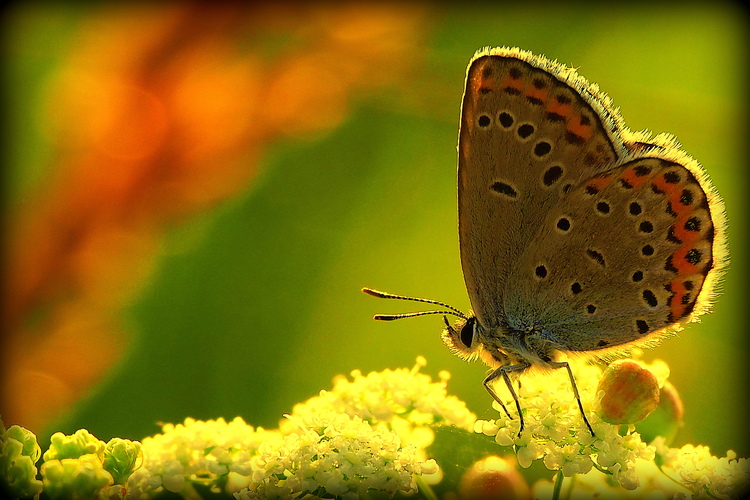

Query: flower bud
<box><xmin>41</xmin><ymin>454</ymin><xmax>114</xmax><ymax>500</ymax></box>
<box><xmin>458</xmin><ymin>455</ymin><xmax>531</xmax><ymax>499</ymax></box>
<box><xmin>0</xmin><ymin>432</ymin><xmax>44</xmax><ymax>498</ymax></box>
<box><xmin>103</xmin><ymin>438</ymin><xmax>142</xmax><ymax>485</ymax></box>
<box><xmin>5</xmin><ymin>425</ymin><xmax>41</xmax><ymax>463</ymax></box>
<box><xmin>43</xmin><ymin>429</ymin><xmax>106</xmax><ymax>462</ymax></box>
<box><xmin>635</xmin><ymin>381</ymin><xmax>684</xmax><ymax>445</ymax></box>
<box><xmin>597</xmin><ymin>360</ymin><xmax>660</xmax><ymax>424</ymax></box>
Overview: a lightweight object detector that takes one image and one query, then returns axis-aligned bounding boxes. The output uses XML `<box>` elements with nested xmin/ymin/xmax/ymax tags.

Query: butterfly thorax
<box><xmin>481</xmin><ymin>323</ymin><xmax>564</xmax><ymax>369</ymax></box>
<box><xmin>442</xmin><ymin>315</ymin><xmax>562</xmax><ymax>370</ymax></box>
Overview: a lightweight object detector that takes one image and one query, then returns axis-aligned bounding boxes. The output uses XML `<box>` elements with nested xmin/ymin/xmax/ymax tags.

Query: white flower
<box><xmin>474</xmin><ymin>358</ymin><xmax>659</xmax><ymax>490</ymax></box>
<box><xmin>126</xmin><ymin>361</ymin><xmax>456</xmax><ymax>499</ymax></box>
<box><xmin>235</xmin><ymin>410</ymin><xmax>437</xmax><ymax>499</ymax></box>
<box><xmin>654</xmin><ymin>438</ymin><xmax>750</xmax><ymax>499</ymax></box>
<box><xmin>126</xmin><ymin>417</ymin><xmax>281</xmax><ymax>498</ymax></box>
<box><xmin>283</xmin><ymin>357</ymin><xmax>476</xmax><ymax>451</ymax></box>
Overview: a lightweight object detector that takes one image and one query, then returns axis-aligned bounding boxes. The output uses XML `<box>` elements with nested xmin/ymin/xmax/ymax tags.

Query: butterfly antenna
<box><xmin>361</xmin><ymin>287</ymin><xmax>468</xmax><ymax>321</ymax></box>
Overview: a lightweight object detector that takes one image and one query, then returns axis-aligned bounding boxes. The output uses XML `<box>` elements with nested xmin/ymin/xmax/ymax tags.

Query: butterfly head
<box><xmin>441</xmin><ymin>315</ymin><xmax>482</xmax><ymax>362</ymax></box>
<box><xmin>362</xmin><ymin>287</ymin><xmax>485</xmax><ymax>358</ymax></box>
<box><xmin>363</xmin><ymin>287</ymin><xmax>522</xmax><ymax>368</ymax></box>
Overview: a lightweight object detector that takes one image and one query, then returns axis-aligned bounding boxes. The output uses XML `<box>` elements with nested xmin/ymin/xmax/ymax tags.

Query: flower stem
<box><xmin>563</xmin><ymin>473</ymin><xmax>576</xmax><ymax>500</ymax></box>
<box><xmin>656</xmin><ymin>463</ymin><xmax>690</xmax><ymax>491</ymax></box>
<box><xmin>591</xmin><ymin>461</ymin><xmax>613</xmax><ymax>475</ymax></box>
<box><xmin>416</xmin><ymin>475</ymin><xmax>438</xmax><ymax>500</ymax></box>
<box><xmin>703</xmin><ymin>484</ymin><xmax>722</xmax><ymax>499</ymax></box>
<box><xmin>552</xmin><ymin>470</ymin><xmax>564</xmax><ymax>500</ymax></box>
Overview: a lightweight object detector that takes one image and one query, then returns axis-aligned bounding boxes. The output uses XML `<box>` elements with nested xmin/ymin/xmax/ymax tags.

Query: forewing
<box><xmin>458</xmin><ymin>48</ymin><xmax>622</xmax><ymax>328</ymax></box>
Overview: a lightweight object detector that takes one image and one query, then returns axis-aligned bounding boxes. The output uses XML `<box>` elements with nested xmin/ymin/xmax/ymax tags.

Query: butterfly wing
<box><xmin>505</xmin><ymin>153</ymin><xmax>725</xmax><ymax>352</ymax></box>
<box><xmin>458</xmin><ymin>47</ymin><xmax>624</xmax><ymax>329</ymax></box>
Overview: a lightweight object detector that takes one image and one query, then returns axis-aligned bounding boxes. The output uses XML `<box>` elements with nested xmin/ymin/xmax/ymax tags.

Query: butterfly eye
<box><xmin>459</xmin><ymin>317</ymin><xmax>476</xmax><ymax>348</ymax></box>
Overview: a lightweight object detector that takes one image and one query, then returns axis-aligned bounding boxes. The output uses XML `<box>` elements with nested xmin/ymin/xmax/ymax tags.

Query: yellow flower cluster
<box><xmin>127</xmin><ymin>417</ymin><xmax>277</xmax><ymax>498</ymax></box>
<box><xmin>284</xmin><ymin>356</ymin><xmax>476</xmax><ymax>449</ymax></box>
<box><xmin>236</xmin><ymin>410</ymin><xmax>437</xmax><ymax>500</ymax></box>
<box><xmin>474</xmin><ymin>359</ymin><xmax>663</xmax><ymax>490</ymax></box>
<box><xmin>6</xmin><ymin>358</ymin><xmax>747</xmax><ymax>499</ymax></box>
<box><xmin>655</xmin><ymin>438</ymin><xmax>750</xmax><ymax>499</ymax></box>
<box><xmin>126</xmin><ymin>359</ymin><xmax>464</xmax><ymax>498</ymax></box>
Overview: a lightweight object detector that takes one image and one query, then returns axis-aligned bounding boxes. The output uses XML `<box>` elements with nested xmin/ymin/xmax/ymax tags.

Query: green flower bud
<box><xmin>1</xmin><ymin>432</ymin><xmax>44</xmax><ymax>498</ymax></box>
<box><xmin>41</xmin><ymin>454</ymin><xmax>113</xmax><ymax>500</ymax></box>
<box><xmin>102</xmin><ymin>438</ymin><xmax>142</xmax><ymax>485</ymax></box>
<box><xmin>596</xmin><ymin>360</ymin><xmax>660</xmax><ymax>425</ymax></box>
<box><xmin>635</xmin><ymin>380</ymin><xmax>684</xmax><ymax>446</ymax></box>
<box><xmin>43</xmin><ymin>429</ymin><xmax>106</xmax><ymax>462</ymax></box>
<box><xmin>5</xmin><ymin>425</ymin><xmax>41</xmax><ymax>463</ymax></box>
<box><xmin>458</xmin><ymin>455</ymin><xmax>531</xmax><ymax>499</ymax></box>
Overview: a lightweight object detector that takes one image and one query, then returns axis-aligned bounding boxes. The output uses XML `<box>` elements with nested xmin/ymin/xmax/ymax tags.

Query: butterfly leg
<box><xmin>549</xmin><ymin>361</ymin><xmax>595</xmax><ymax>436</ymax></box>
<box><xmin>483</xmin><ymin>363</ymin><xmax>530</xmax><ymax>436</ymax></box>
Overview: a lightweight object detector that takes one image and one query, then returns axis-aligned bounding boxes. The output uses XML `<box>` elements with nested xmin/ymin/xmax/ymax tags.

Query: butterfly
<box><xmin>364</xmin><ymin>47</ymin><xmax>726</xmax><ymax>435</ymax></box>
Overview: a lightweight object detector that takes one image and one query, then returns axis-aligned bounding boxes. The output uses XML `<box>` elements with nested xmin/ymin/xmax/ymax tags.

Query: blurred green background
<box><xmin>3</xmin><ymin>2</ymin><xmax>747</xmax><ymax>462</ymax></box>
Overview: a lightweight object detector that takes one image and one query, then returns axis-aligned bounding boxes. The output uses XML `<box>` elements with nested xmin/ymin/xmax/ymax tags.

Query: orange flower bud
<box><xmin>597</xmin><ymin>360</ymin><xmax>660</xmax><ymax>424</ymax></box>
<box><xmin>458</xmin><ymin>455</ymin><xmax>531</xmax><ymax>500</ymax></box>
